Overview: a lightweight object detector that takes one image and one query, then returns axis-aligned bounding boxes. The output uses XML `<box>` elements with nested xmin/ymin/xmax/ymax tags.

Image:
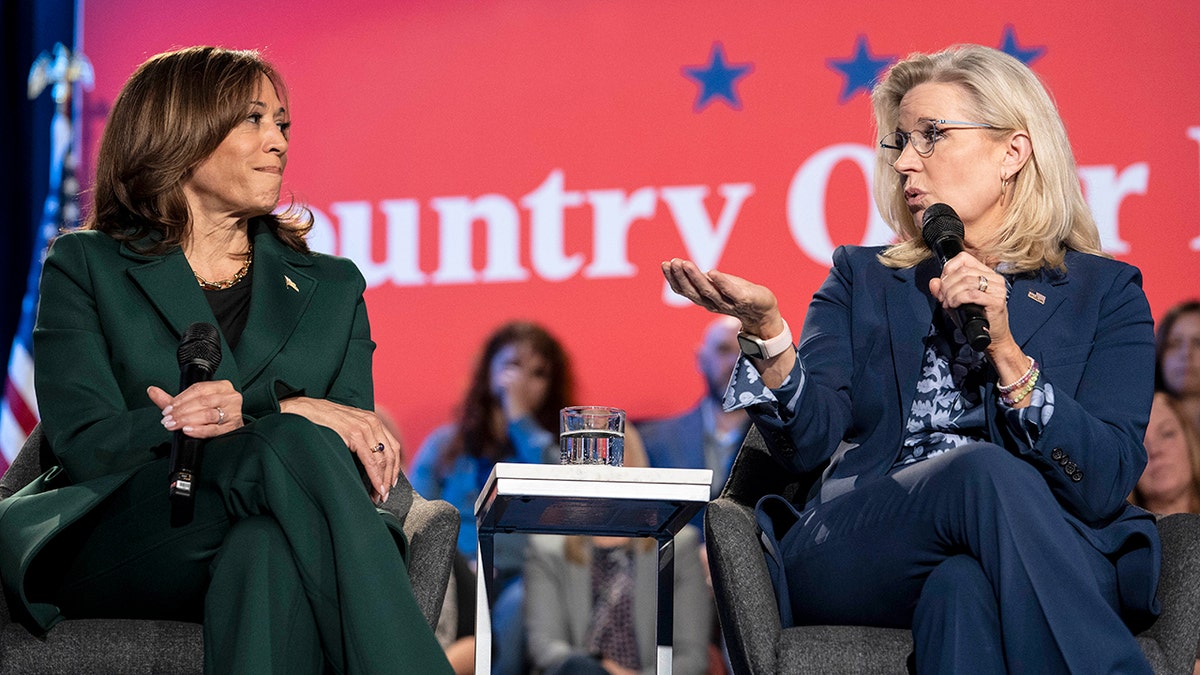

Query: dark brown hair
<box><xmin>1155</xmin><ymin>300</ymin><xmax>1200</xmax><ymax>393</ymax></box>
<box><xmin>84</xmin><ymin>46</ymin><xmax>311</xmax><ymax>253</ymax></box>
<box><xmin>439</xmin><ymin>321</ymin><xmax>574</xmax><ymax>472</ymax></box>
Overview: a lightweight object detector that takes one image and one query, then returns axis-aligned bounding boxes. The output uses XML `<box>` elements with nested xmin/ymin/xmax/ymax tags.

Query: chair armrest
<box><xmin>705</xmin><ymin>496</ymin><xmax>782</xmax><ymax>675</ymax></box>
<box><xmin>1139</xmin><ymin>513</ymin><xmax>1200</xmax><ymax>675</ymax></box>
<box><xmin>403</xmin><ymin>493</ymin><xmax>461</xmax><ymax>629</ymax></box>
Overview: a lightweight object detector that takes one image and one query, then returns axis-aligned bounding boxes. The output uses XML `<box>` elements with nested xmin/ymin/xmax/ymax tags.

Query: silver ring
<box><xmin>216</xmin><ymin>407</ymin><xmax>225</xmax><ymax>425</ymax></box>
<box><xmin>977</xmin><ymin>275</ymin><xmax>989</xmax><ymax>293</ymax></box>
<box><xmin>372</xmin><ymin>442</ymin><xmax>386</xmax><ymax>453</ymax></box>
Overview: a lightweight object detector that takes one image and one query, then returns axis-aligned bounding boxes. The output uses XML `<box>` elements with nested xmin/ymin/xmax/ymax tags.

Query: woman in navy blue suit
<box><xmin>663</xmin><ymin>45</ymin><xmax>1158</xmax><ymax>673</ymax></box>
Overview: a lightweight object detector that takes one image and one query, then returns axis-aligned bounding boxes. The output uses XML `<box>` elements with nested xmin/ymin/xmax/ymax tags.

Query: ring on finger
<box><xmin>372</xmin><ymin>442</ymin><xmax>386</xmax><ymax>453</ymax></box>
<box><xmin>216</xmin><ymin>407</ymin><xmax>225</xmax><ymax>425</ymax></box>
<box><xmin>977</xmin><ymin>275</ymin><xmax>989</xmax><ymax>293</ymax></box>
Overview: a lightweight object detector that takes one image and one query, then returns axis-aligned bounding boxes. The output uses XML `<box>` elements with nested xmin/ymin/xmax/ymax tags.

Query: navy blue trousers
<box><xmin>775</xmin><ymin>443</ymin><xmax>1151</xmax><ymax>674</ymax></box>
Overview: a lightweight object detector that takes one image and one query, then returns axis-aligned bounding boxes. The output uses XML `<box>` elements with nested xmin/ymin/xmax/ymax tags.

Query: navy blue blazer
<box><xmin>752</xmin><ymin>245</ymin><xmax>1160</xmax><ymax>626</ymax></box>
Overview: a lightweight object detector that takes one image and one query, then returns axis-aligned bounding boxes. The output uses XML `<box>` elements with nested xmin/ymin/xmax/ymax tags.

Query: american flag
<box><xmin>0</xmin><ymin>44</ymin><xmax>89</xmax><ymax>477</ymax></box>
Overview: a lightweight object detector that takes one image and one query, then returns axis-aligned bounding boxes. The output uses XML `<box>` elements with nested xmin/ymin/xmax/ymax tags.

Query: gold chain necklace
<box><xmin>194</xmin><ymin>244</ymin><xmax>254</xmax><ymax>290</ymax></box>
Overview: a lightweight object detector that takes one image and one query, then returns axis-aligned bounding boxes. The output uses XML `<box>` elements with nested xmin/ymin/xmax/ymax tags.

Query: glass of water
<box><xmin>559</xmin><ymin>406</ymin><xmax>625</xmax><ymax>466</ymax></box>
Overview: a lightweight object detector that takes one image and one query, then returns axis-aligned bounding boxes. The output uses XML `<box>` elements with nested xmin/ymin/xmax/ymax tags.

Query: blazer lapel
<box><xmin>1006</xmin><ymin>267</ymin><xmax>1068</xmax><ymax>348</ymax></box>
<box><xmin>124</xmin><ymin>245</ymin><xmax>239</xmax><ymax>384</ymax></box>
<box><xmin>234</xmin><ymin>223</ymin><xmax>317</xmax><ymax>383</ymax></box>
<box><xmin>124</xmin><ymin>246</ymin><xmax>215</xmax><ymax>341</ymax></box>
<box><xmin>887</xmin><ymin>260</ymin><xmax>937</xmax><ymax>421</ymax></box>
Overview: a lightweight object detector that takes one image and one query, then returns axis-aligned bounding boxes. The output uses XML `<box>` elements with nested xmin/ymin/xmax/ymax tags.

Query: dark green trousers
<box><xmin>34</xmin><ymin>414</ymin><xmax>452</xmax><ymax>674</ymax></box>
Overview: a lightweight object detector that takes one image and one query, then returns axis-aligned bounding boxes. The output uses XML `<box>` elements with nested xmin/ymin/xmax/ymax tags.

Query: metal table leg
<box><xmin>655</xmin><ymin>535</ymin><xmax>675</xmax><ymax>674</ymax></box>
<box><xmin>474</xmin><ymin>530</ymin><xmax>495</xmax><ymax>674</ymax></box>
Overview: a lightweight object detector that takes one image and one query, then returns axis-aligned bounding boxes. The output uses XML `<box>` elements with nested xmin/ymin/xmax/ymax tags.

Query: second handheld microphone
<box><xmin>921</xmin><ymin>203</ymin><xmax>992</xmax><ymax>351</ymax></box>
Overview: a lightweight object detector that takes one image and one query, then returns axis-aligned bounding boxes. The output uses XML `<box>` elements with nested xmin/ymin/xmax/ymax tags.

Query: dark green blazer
<box><xmin>0</xmin><ymin>218</ymin><xmax>383</xmax><ymax>631</ymax></box>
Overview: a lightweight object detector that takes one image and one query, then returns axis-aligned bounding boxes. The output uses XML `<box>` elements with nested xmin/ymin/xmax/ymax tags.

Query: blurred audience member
<box><xmin>1131</xmin><ymin>392</ymin><xmax>1200</xmax><ymax>515</ymax></box>
<box><xmin>412</xmin><ymin>320</ymin><xmax>647</xmax><ymax>674</ymax></box>
<box><xmin>412</xmin><ymin>321</ymin><xmax>570</xmax><ymax>674</ymax></box>
<box><xmin>412</xmin><ymin>321</ymin><xmax>571</xmax><ymax>574</ymax></box>
<box><xmin>524</xmin><ymin>442</ymin><xmax>712</xmax><ymax>675</ymax></box>
<box><xmin>637</xmin><ymin>316</ymin><xmax>750</xmax><ymax>500</ymax></box>
<box><xmin>1157</xmin><ymin>300</ymin><xmax>1200</xmax><ymax>433</ymax></box>
<box><xmin>1130</xmin><ymin>391</ymin><xmax>1200</xmax><ymax>675</ymax></box>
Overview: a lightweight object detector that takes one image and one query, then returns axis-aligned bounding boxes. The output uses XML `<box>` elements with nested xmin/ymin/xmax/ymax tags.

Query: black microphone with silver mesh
<box><xmin>922</xmin><ymin>203</ymin><xmax>991</xmax><ymax>351</ymax></box>
<box><xmin>168</xmin><ymin>322</ymin><xmax>222</xmax><ymax>526</ymax></box>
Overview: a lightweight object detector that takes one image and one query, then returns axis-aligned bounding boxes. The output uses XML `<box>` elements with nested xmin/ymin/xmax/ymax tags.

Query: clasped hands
<box><xmin>148</xmin><ymin>383</ymin><xmax>401</xmax><ymax>505</ymax></box>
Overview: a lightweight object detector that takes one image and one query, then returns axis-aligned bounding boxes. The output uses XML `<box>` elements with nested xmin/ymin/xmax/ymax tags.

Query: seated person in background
<box><xmin>637</xmin><ymin>316</ymin><xmax>750</xmax><ymax>501</ymax></box>
<box><xmin>412</xmin><ymin>321</ymin><xmax>571</xmax><ymax>580</ymax></box>
<box><xmin>412</xmin><ymin>320</ymin><xmax>570</xmax><ymax>674</ymax></box>
<box><xmin>524</xmin><ymin>441</ymin><xmax>712</xmax><ymax>675</ymax></box>
<box><xmin>1131</xmin><ymin>393</ymin><xmax>1200</xmax><ymax>675</ymax></box>
<box><xmin>411</xmin><ymin>320</ymin><xmax>646</xmax><ymax>674</ymax></box>
<box><xmin>0</xmin><ymin>46</ymin><xmax>449</xmax><ymax>672</ymax></box>
<box><xmin>1156</xmin><ymin>300</ymin><xmax>1200</xmax><ymax>435</ymax></box>
<box><xmin>1130</xmin><ymin>392</ymin><xmax>1200</xmax><ymax>515</ymax></box>
<box><xmin>662</xmin><ymin>44</ymin><xmax>1160</xmax><ymax>672</ymax></box>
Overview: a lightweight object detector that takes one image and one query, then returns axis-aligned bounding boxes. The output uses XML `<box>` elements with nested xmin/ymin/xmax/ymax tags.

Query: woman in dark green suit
<box><xmin>0</xmin><ymin>46</ymin><xmax>452</xmax><ymax>674</ymax></box>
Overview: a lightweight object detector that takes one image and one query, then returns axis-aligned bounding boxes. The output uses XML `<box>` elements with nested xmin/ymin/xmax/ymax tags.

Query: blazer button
<box><xmin>1064</xmin><ymin>461</ymin><xmax>1077</xmax><ymax>475</ymax></box>
<box><xmin>1071</xmin><ymin>471</ymin><xmax>1083</xmax><ymax>482</ymax></box>
<box><xmin>1051</xmin><ymin>448</ymin><xmax>1065</xmax><ymax>461</ymax></box>
<box><xmin>1058</xmin><ymin>455</ymin><xmax>1070</xmax><ymax>467</ymax></box>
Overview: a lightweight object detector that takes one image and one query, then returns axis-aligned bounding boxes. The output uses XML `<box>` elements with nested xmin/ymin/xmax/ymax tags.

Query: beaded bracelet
<box><xmin>1001</xmin><ymin>368</ymin><xmax>1041</xmax><ymax>407</ymax></box>
<box><xmin>997</xmin><ymin>356</ymin><xmax>1038</xmax><ymax>395</ymax></box>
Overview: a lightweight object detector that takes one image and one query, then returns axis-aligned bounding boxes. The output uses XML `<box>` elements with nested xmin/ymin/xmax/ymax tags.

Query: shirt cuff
<box><xmin>1001</xmin><ymin>381</ymin><xmax>1056</xmax><ymax>445</ymax></box>
<box><xmin>722</xmin><ymin>349</ymin><xmax>805</xmax><ymax>421</ymax></box>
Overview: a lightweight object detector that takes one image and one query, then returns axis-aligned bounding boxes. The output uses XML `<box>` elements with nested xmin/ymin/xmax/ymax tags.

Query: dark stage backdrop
<box><xmin>18</xmin><ymin>1</ymin><xmax>1200</xmax><ymax>462</ymax></box>
<box><xmin>0</xmin><ymin>0</ymin><xmax>75</xmax><ymax>404</ymax></box>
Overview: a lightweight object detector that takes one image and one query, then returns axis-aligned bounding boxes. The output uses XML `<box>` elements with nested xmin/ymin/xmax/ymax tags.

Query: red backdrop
<box><xmin>80</xmin><ymin>1</ymin><xmax>1200</xmax><ymax>460</ymax></box>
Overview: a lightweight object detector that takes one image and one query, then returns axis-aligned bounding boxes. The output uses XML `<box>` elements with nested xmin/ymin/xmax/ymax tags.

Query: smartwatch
<box><xmin>737</xmin><ymin>320</ymin><xmax>793</xmax><ymax>360</ymax></box>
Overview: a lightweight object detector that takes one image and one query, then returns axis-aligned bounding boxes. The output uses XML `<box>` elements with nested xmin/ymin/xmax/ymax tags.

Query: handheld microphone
<box><xmin>921</xmin><ymin>203</ymin><xmax>992</xmax><ymax>351</ymax></box>
<box><xmin>168</xmin><ymin>322</ymin><xmax>222</xmax><ymax>526</ymax></box>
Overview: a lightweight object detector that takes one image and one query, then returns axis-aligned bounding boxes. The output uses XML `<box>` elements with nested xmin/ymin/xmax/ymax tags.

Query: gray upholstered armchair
<box><xmin>705</xmin><ymin>425</ymin><xmax>1200</xmax><ymax>674</ymax></box>
<box><xmin>0</xmin><ymin>424</ymin><xmax>459</xmax><ymax>674</ymax></box>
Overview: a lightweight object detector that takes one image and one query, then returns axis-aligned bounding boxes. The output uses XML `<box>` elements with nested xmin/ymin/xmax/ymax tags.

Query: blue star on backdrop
<box><xmin>827</xmin><ymin>35</ymin><xmax>896</xmax><ymax>103</ymax></box>
<box><xmin>683</xmin><ymin>43</ymin><xmax>754</xmax><ymax>111</ymax></box>
<box><xmin>999</xmin><ymin>25</ymin><xmax>1046</xmax><ymax>64</ymax></box>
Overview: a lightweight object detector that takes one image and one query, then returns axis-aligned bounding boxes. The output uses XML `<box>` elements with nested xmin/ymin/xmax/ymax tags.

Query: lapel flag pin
<box><xmin>285</xmin><ymin>275</ymin><xmax>299</xmax><ymax>293</ymax></box>
<box><xmin>1027</xmin><ymin>290</ymin><xmax>1046</xmax><ymax>305</ymax></box>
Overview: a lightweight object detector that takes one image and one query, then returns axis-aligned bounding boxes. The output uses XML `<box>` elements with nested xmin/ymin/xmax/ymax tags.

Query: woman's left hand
<box><xmin>148</xmin><ymin>380</ymin><xmax>244</xmax><ymax>438</ymax></box>
<box><xmin>930</xmin><ymin>251</ymin><xmax>1037</xmax><ymax>405</ymax></box>
<box><xmin>279</xmin><ymin>396</ymin><xmax>402</xmax><ymax>505</ymax></box>
<box><xmin>928</xmin><ymin>251</ymin><xmax>1015</xmax><ymax>350</ymax></box>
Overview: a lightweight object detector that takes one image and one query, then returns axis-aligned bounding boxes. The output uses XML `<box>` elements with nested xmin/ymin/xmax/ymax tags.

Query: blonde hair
<box><xmin>872</xmin><ymin>45</ymin><xmax>1103</xmax><ymax>271</ymax></box>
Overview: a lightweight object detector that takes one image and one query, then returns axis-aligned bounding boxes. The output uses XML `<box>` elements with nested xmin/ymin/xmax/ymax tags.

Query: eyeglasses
<box><xmin>879</xmin><ymin>119</ymin><xmax>995</xmax><ymax>165</ymax></box>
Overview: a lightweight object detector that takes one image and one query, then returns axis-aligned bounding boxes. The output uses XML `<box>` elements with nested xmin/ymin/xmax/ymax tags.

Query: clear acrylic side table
<box><xmin>473</xmin><ymin>462</ymin><xmax>712</xmax><ymax>675</ymax></box>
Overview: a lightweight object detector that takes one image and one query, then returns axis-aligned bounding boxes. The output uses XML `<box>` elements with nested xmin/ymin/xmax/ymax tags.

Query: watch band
<box><xmin>737</xmin><ymin>320</ymin><xmax>793</xmax><ymax>360</ymax></box>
